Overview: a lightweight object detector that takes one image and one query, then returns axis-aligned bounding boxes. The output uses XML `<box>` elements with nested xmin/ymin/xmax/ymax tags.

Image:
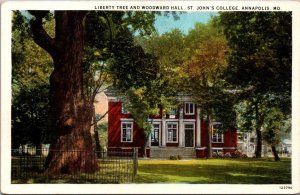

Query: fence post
<box><xmin>133</xmin><ymin>147</ymin><xmax>138</xmax><ymax>176</ymax></box>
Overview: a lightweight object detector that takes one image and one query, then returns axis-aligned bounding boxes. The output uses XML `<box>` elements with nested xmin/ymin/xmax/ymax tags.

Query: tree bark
<box><xmin>206</xmin><ymin>115</ymin><xmax>212</xmax><ymax>158</ymax></box>
<box><xmin>255</xmin><ymin>127</ymin><xmax>262</xmax><ymax>158</ymax></box>
<box><xmin>254</xmin><ymin>101</ymin><xmax>262</xmax><ymax>158</ymax></box>
<box><xmin>30</xmin><ymin>11</ymin><xmax>98</xmax><ymax>174</ymax></box>
<box><xmin>271</xmin><ymin>145</ymin><xmax>280</xmax><ymax>161</ymax></box>
<box><xmin>93</xmin><ymin>106</ymin><xmax>102</xmax><ymax>156</ymax></box>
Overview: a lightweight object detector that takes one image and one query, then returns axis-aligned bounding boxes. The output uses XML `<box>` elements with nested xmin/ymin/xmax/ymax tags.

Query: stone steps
<box><xmin>149</xmin><ymin>147</ymin><xmax>196</xmax><ymax>158</ymax></box>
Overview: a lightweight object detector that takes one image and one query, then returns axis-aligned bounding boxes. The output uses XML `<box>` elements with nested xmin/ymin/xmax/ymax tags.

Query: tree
<box><xmin>262</xmin><ymin>108</ymin><xmax>290</xmax><ymax>161</ymax></box>
<box><xmin>11</xmin><ymin>11</ymin><xmax>53</xmax><ymax>151</ymax></box>
<box><xmin>108</xmin><ymin>27</ymin><xmax>163</xmax><ymax>156</ymax></box>
<box><xmin>179</xmin><ymin>20</ymin><xmax>235</xmax><ymax>158</ymax></box>
<box><xmin>28</xmin><ymin>11</ymin><xmax>99</xmax><ymax>174</ymax></box>
<box><xmin>12</xmin><ymin>85</ymin><xmax>51</xmax><ymax>150</ymax></box>
<box><xmin>27</xmin><ymin>11</ymin><xmax>158</xmax><ymax>173</ymax></box>
<box><xmin>219</xmin><ymin>12</ymin><xmax>292</xmax><ymax>158</ymax></box>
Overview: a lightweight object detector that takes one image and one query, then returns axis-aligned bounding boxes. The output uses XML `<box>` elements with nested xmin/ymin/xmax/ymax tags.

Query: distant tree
<box><xmin>12</xmin><ymin>85</ymin><xmax>51</xmax><ymax>151</ymax></box>
<box><xmin>219</xmin><ymin>12</ymin><xmax>292</xmax><ymax>158</ymax></box>
<box><xmin>262</xmin><ymin>108</ymin><xmax>290</xmax><ymax>161</ymax></box>
<box><xmin>179</xmin><ymin>20</ymin><xmax>235</xmax><ymax>158</ymax></box>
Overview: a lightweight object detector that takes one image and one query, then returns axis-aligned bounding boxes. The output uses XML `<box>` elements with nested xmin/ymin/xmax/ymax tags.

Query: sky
<box><xmin>154</xmin><ymin>12</ymin><xmax>218</xmax><ymax>35</ymax></box>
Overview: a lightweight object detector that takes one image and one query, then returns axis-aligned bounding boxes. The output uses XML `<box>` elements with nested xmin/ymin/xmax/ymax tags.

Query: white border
<box><xmin>1</xmin><ymin>0</ymin><xmax>300</xmax><ymax>194</ymax></box>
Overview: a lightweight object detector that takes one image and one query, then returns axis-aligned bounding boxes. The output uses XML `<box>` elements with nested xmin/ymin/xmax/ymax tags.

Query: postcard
<box><xmin>1</xmin><ymin>0</ymin><xmax>300</xmax><ymax>194</ymax></box>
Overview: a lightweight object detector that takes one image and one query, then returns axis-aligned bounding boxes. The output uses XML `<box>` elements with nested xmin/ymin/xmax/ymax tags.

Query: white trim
<box><xmin>120</xmin><ymin>118</ymin><xmax>134</xmax><ymax>122</ymax></box>
<box><xmin>148</xmin><ymin>119</ymin><xmax>162</xmax><ymax>122</ymax></box>
<box><xmin>183</xmin><ymin>119</ymin><xmax>196</xmax><ymax>122</ymax></box>
<box><xmin>184</xmin><ymin>102</ymin><xmax>195</xmax><ymax>115</ymax></box>
<box><xmin>211</xmin><ymin>123</ymin><xmax>224</xmax><ymax>143</ymax></box>
<box><xmin>166</xmin><ymin>122</ymin><xmax>178</xmax><ymax>143</ymax></box>
<box><xmin>179</xmin><ymin>118</ymin><xmax>184</xmax><ymax>147</ymax></box>
<box><xmin>161</xmin><ymin>118</ymin><xmax>166</xmax><ymax>146</ymax></box>
<box><xmin>183</xmin><ymin>122</ymin><xmax>195</xmax><ymax>148</ymax></box>
<box><xmin>196</xmin><ymin>108</ymin><xmax>201</xmax><ymax>147</ymax></box>
<box><xmin>120</xmin><ymin>121</ymin><xmax>133</xmax><ymax>143</ymax></box>
<box><xmin>165</xmin><ymin>119</ymin><xmax>179</xmax><ymax>122</ymax></box>
<box><xmin>212</xmin><ymin>147</ymin><xmax>236</xmax><ymax>150</ymax></box>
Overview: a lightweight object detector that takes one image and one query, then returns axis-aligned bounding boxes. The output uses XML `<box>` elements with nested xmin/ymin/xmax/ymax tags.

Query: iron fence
<box><xmin>11</xmin><ymin>147</ymin><xmax>138</xmax><ymax>184</ymax></box>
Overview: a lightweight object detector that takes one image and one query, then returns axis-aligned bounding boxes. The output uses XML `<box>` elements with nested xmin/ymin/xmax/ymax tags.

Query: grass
<box><xmin>12</xmin><ymin>158</ymin><xmax>134</xmax><ymax>184</ymax></box>
<box><xmin>135</xmin><ymin>158</ymin><xmax>291</xmax><ymax>184</ymax></box>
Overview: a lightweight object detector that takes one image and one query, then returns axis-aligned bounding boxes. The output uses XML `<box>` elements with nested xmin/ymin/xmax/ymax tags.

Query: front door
<box><xmin>184</xmin><ymin>124</ymin><xmax>194</xmax><ymax>147</ymax></box>
<box><xmin>151</xmin><ymin>124</ymin><xmax>160</xmax><ymax>146</ymax></box>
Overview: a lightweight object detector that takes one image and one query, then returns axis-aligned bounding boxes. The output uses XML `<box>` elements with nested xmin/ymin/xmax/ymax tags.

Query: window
<box><xmin>169</xmin><ymin>108</ymin><xmax>177</xmax><ymax>115</ymax></box>
<box><xmin>212</xmin><ymin>123</ymin><xmax>223</xmax><ymax>143</ymax></box>
<box><xmin>121</xmin><ymin>122</ymin><xmax>133</xmax><ymax>142</ymax></box>
<box><xmin>213</xmin><ymin>149</ymin><xmax>223</xmax><ymax>154</ymax></box>
<box><xmin>151</xmin><ymin>124</ymin><xmax>160</xmax><ymax>144</ymax></box>
<box><xmin>185</xmin><ymin>103</ymin><xmax>194</xmax><ymax>115</ymax></box>
<box><xmin>167</xmin><ymin>123</ymin><xmax>178</xmax><ymax>142</ymax></box>
<box><xmin>169</xmin><ymin>108</ymin><xmax>177</xmax><ymax>118</ymax></box>
<box><xmin>121</xmin><ymin>103</ymin><xmax>129</xmax><ymax>114</ymax></box>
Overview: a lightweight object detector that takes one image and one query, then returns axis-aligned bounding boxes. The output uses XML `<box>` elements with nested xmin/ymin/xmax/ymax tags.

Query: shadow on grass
<box><xmin>135</xmin><ymin>158</ymin><xmax>291</xmax><ymax>184</ymax></box>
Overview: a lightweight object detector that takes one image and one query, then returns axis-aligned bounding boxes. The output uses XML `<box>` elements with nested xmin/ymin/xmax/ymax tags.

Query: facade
<box><xmin>107</xmin><ymin>93</ymin><xmax>237</xmax><ymax>158</ymax></box>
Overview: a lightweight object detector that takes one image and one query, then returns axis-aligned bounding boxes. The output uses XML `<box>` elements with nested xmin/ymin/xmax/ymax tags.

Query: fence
<box><xmin>11</xmin><ymin>147</ymin><xmax>138</xmax><ymax>184</ymax></box>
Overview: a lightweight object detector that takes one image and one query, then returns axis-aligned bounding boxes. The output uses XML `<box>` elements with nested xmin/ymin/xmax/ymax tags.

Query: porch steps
<box><xmin>150</xmin><ymin>147</ymin><xmax>196</xmax><ymax>159</ymax></box>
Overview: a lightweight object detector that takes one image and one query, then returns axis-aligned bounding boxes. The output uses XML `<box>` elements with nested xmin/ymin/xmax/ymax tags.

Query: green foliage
<box><xmin>262</xmin><ymin>108</ymin><xmax>290</xmax><ymax>146</ymax></box>
<box><xmin>219</xmin><ymin>12</ymin><xmax>292</xmax><ymax>110</ymax></box>
<box><xmin>12</xmin><ymin>84</ymin><xmax>51</xmax><ymax>147</ymax></box>
<box><xmin>169</xmin><ymin>155</ymin><xmax>181</xmax><ymax>160</ymax></box>
<box><xmin>12</xmin><ymin>11</ymin><xmax>53</xmax><ymax>147</ymax></box>
<box><xmin>219</xmin><ymin>12</ymin><xmax>292</xmax><ymax>157</ymax></box>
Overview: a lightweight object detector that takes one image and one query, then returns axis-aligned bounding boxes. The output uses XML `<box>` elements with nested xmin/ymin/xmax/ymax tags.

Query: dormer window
<box><xmin>185</xmin><ymin>103</ymin><xmax>194</xmax><ymax>115</ymax></box>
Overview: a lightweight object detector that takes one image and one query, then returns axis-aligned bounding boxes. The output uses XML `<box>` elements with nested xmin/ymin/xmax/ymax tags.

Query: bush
<box><xmin>224</xmin><ymin>152</ymin><xmax>231</xmax><ymax>158</ymax></box>
<box><xmin>169</xmin><ymin>155</ymin><xmax>182</xmax><ymax>160</ymax></box>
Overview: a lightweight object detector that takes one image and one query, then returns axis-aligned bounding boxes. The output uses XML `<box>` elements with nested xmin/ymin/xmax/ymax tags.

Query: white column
<box><xmin>196</xmin><ymin>107</ymin><xmax>201</xmax><ymax>147</ymax></box>
<box><xmin>162</xmin><ymin>118</ymin><xmax>166</xmax><ymax>147</ymax></box>
<box><xmin>179</xmin><ymin>119</ymin><xmax>184</xmax><ymax>147</ymax></box>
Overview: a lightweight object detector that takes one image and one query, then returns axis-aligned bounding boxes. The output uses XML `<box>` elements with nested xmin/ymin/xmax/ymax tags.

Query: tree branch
<box><xmin>29</xmin><ymin>11</ymin><xmax>57</xmax><ymax>58</ymax></box>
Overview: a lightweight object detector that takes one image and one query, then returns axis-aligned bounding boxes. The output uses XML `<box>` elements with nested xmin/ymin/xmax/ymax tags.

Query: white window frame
<box><xmin>211</xmin><ymin>123</ymin><xmax>224</xmax><ymax>143</ymax></box>
<box><xmin>184</xmin><ymin>122</ymin><xmax>195</xmax><ymax>147</ymax></box>
<box><xmin>166</xmin><ymin>122</ymin><xmax>178</xmax><ymax>143</ymax></box>
<box><xmin>121</xmin><ymin>122</ymin><xmax>133</xmax><ymax>142</ymax></box>
<box><xmin>150</xmin><ymin>122</ymin><xmax>161</xmax><ymax>146</ymax></box>
<box><xmin>184</xmin><ymin>102</ymin><xmax>195</xmax><ymax>115</ymax></box>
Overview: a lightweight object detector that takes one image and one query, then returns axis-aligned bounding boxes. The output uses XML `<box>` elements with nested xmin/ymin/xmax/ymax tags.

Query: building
<box><xmin>107</xmin><ymin>93</ymin><xmax>237</xmax><ymax>158</ymax></box>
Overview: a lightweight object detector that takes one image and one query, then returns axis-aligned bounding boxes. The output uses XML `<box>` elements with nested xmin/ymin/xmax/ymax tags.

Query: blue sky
<box><xmin>154</xmin><ymin>12</ymin><xmax>218</xmax><ymax>35</ymax></box>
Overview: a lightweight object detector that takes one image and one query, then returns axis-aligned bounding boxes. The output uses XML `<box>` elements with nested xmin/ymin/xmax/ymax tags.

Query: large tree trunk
<box><xmin>206</xmin><ymin>115</ymin><xmax>212</xmax><ymax>158</ymax></box>
<box><xmin>30</xmin><ymin>11</ymin><xmax>98</xmax><ymax>174</ymax></box>
<box><xmin>255</xmin><ymin>127</ymin><xmax>262</xmax><ymax>158</ymax></box>
<box><xmin>271</xmin><ymin>145</ymin><xmax>280</xmax><ymax>161</ymax></box>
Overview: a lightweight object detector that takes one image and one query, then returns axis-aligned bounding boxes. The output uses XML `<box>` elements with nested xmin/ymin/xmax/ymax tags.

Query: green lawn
<box><xmin>135</xmin><ymin>158</ymin><xmax>291</xmax><ymax>184</ymax></box>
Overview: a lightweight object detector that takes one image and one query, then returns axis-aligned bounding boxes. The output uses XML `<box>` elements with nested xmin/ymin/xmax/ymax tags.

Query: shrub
<box><xmin>169</xmin><ymin>155</ymin><xmax>176</xmax><ymax>160</ymax></box>
<box><xmin>224</xmin><ymin>152</ymin><xmax>231</xmax><ymax>158</ymax></box>
<box><xmin>169</xmin><ymin>155</ymin><xmax>182</xmax><ymax>160</ymax></box>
